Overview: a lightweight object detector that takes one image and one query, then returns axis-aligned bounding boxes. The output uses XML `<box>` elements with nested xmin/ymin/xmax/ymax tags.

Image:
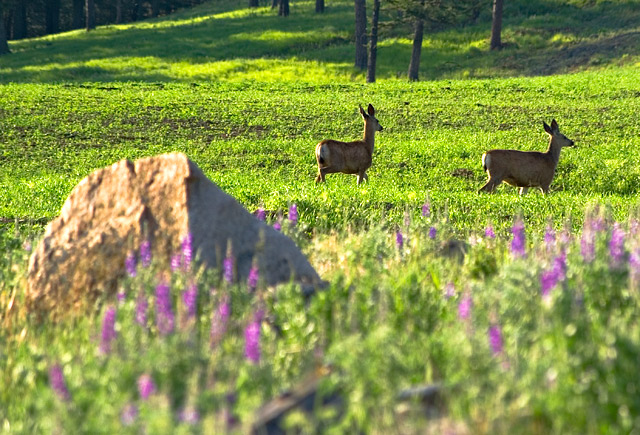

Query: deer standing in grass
<box><xmin>315</xmin><ymin>104</ymin><xmax>383</xmax><ymax>185</ymax></box>
<box><xmin>479</xmin><ymin>119</ymin><xmax>575</xmax><ymax>195</ymax></box>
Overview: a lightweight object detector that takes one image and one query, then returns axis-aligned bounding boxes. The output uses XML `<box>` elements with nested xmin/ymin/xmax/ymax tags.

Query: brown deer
<box><xmin>315</xmin><ymin>104</ymin><xmax>383</xmax><ymax>185</ymax></box>
<box><xmin>479</xmin><ymin>119</ymin><xmax>575</xmax><ymax>195</ymax></box>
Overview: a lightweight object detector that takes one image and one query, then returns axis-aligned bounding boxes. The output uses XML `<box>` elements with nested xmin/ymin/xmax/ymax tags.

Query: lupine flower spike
<box><xmin>248</xmin><ymin>260</ymin><xmax>259</xmax><ymax>293</ymax></box>
<box><xmin>155</xmin><ymin>279</ymin><xmax>175</xmax><ymax>336</ymax></box>
<box><xmin>458</xmin><ymin>294</ymin><xmax>472</xmax><ymax>320</ymax></box>
<box><xmin>140</xmin><ymin>239</ymin><xmax>152</xmax><ymax>268</ymax></box>
<box><xmin>135</xmin><ymin>292</ymin><xmax>148</xmax><ymax>327</ymax></box>
<box><xmin>484</xmin><ymin>224</ymin><xmax>496</xmax><ymax>239</ymax></box>
<box><xmin>137</xmin><ymin>374</ymin><xmax>156</xmax><ymax>400</ymax></box>
<box><xmin>125</xmin><ymin>251</ymin><xmax>137</xmax><ymax>277</ymax></box>
<box><xmin>181</xmin><ymin>233</ymin><xmax>193</xmax><ymax>271</ymax></box>
<box><xmin>223</xmin><ymin>241</ymin><xmax>234</xmax><ymax>285</ymax></box>
<box><xmin>182</xmin><ymin>282</ymin><xmax>198</xmax><ymax>319</ymax></box>
<box><xmin>99</xmin><ymin>306</ymin><xmax>117</xmax><ymax>355</ymax></box>
<box><xmin>609</xmin><ymin>222</ymin><xmax>626</xmax><ymax>267</ymax></box>
<box><xmin>244</xmin><ymin>311</ymin><xmax>262</xmax><ymax>363</ymax></box>
<box><xmin>422</xmin><ymin>197</ymin><xmax>431</xmax><ymax>218</ymax></box>
<box><xmin>288</xmin><ymin>203</ymin><xmax>298</xmax><ymax>227</ymax></box>
<box><xmin>510</xmin><ymin>217</ymin><xmax>526</xmax><ymax>259</ymax></box>
<box><xmin>488</xmin><ymin>324</ymin><xmax>504</xmax><ymax>356</ymax></box>
<box><xmin>210</xmin><ymin>296</ymin><xmax>231</xmax><ymax>349</ymax></box>
<box><xmin>49</xmin><ymin>364</ymin><xmax>71</xmax><ymax>401</ymax></box>
<box><xmin>396</xmin><ymin>230</ymin><xmax>404</xmax><ymax>250</ymax></box>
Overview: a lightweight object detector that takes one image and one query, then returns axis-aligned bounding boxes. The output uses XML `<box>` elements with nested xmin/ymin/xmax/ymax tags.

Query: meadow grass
<box><xmin>2</xmin><ymin>0</ymin><xmax>640</xmax><ymax>432</ymax></box>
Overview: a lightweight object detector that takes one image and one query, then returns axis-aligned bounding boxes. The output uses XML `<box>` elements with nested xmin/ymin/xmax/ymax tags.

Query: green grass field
<box><xmin>2</xmin><ymin>0</ymin><xmax>640</xmax><ymax>432</ymax></box>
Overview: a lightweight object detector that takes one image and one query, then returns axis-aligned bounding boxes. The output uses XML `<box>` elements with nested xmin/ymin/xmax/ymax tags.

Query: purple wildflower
<box><xmin>223</xmin><ymin>256</ymin><xmax>234</xmax><ymax>285</ymax></box>
<box><xmin>428</xmin><ymin>226</ymin><xmax>437</xmax><ymax>240</ymax></box>
<box><xmin>125</xmin><ymin>251</ymin><xmax>137</xmax><ymax>277</ymax></box>
<box><xmin>444</xmin><ymin>282</ymin><xmax>455</xmax><ymax>299</ymax></box>
<box><xmin>421</xmin><ymin>200</ymin><xmax>430</xmax><ymax>218</ymax></box>
<box><xmin>137</xmin><ymin>374</ymin><xmax>156</xmax><ymax>400</ymax></box>
<box><xmin>256</xmin><ymin>207</ymin><xmax>266</xmax><ymax>221</ymax></box>
<box><xmin>117</xmin><ymin>291</ymin><xmax>126</xmax><ymax>304</ymax></box>
<box><xmin>210</xmin><ymin>297</ymin><xmax>231</xmax><ymax>348</ymax></box>
<box><xmin>140</xmin><ymin>240</ymin><xmax>152</xmax><ymax>268</ymax></box>
<box><xmin>181</xmin><ymin>233</ymin><xmax>193</xmax><ymax>271</ymax></box>
<box><xmin>273</xmin><ymin>221</ymin><xmax>281</xmax><ymax>231</ymax></box>
<box><xmin>288</xmin><ymin>204</ymin><xmax>298</xmax><ymax>226</ymax></box>
<box><xmin>609</xmin><ymin>223</ymin><xmax>626</xmax><ymax>267</ymax></box>
<box><xmin>170</xmin><ymin>254</ymin><xmax>181</xmax><ymax>273</ymax></box>
<box><xmin>244</xmin><ymin>314</ymin><xmax>262</xmax><ymax>363</ymax></box>
<box><xmin>179</xmin><ymin>407</ymin><xmax>200</xmax><ymax>425</ymax></box>
<box><xmin>247</xmin><ymin>265</ymin><xmax>259</xmax><ymax>292</ymax></box>
<box><xmin>458</xmin><ymin>295</ymin><xmax>472</xmax><ymax>320</ymax></box>
<box><xmin>135</xmin><ymin>293</ymin><xmax>148</xmax><ymax>327</ymax></box>
<box><xmin>552</xmin><ymin>251</ymin><xmax>567</xmax><ymax>282</ymax></box>
<box><xmin>121</xmin><ymin>403</ymin><xmax>139</xmax><ymax>426</ymax></box>
<box><xmin>510</xmin><ymin>218</ymin><xmax>526</xmax><ymax>259</ymax></box>
<box><xmin>155</xmin><ymin>280</ymin><xmax>175</xmax><ymax>336</ymax></box>
<box><xmin>540</xmin><ymin>269</ymin><xmax>558</xmax><ymax>299</ymax></box>
<box><xmin>100</xmin><ymin>306</ymin><xmax>117</xmax><ymax>355</ymax></box>
<box><xmin>544</xmin><ymin>223</ymin><xmax>556</xmax><ymax>251</ymax></box>
<box><xmin>630</xmin><ymin>249</ymin><xmax>640</xmax><ymax>284</ymax></box>
<box><xmin>23</xmin><ymin>240</ymin><xmax>32</xmax><ymax>252</ymax></box>
<box><xmin>49</xmin><ymin>364</ymin><xmax>71</xmax><ymax>401</ymax></box>
<box><xmin>484</xmin><ymin>225</ymin><xmax>496</xmax><ymax>239</ymax></box>
<box><xmin>580</xmin><ymin>227</ymin><xmax>596</xmax><ymax>263</ymax></box>
<box><xmin>488</xmin><ymin>325</ymin><xmax>504</xmax><ymax>356</ymax></box>
<box><xmin>396</xmin><ymin>230</ymin><xmax>404</xmax><ymax>250</ymax></box>
<box><xmin>182</xmin><ymin>283</ymin><xmax>198</xmax><ymax>319</ymax></box>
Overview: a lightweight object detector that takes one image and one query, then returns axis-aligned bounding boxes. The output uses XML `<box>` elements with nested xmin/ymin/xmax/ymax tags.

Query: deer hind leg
<box><xmin>357</xmin><ymin>170</ymin><xmax>368</xmax><ymax>185</ymax></box>
<box><xmin>479</xmin><ymin>177</ymin><xmax>501</xmax><ymax>193</ymax></box>
<box><xmin>315</xmin><ymin>167</ymin><xmax>327</xmax><ymax>184</ymax></box>
<box><xmin>519</xmin><ymin>187</ymin><xmax>529</xmax><ymax>195</ymax></box>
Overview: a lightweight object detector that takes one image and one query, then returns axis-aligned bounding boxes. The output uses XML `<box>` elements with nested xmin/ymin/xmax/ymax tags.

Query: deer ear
<box><xmin>367</xmin><ymin>104</ymin><xmax>375</xmax><ymax>116</ymax></box>
<box><xmin>543</xmin><ymin>121</ymin><xmax>552</xmax><ymax>135</ymax></box>
<box><xmin>551</xmin><ymin>119</ymin><xmax>559</xmax><ymax>132</ymax></box>
<box><xmin>359</xmin><ymin>105</ymin><xmax>367</xmax><ymax>117</ymax></box>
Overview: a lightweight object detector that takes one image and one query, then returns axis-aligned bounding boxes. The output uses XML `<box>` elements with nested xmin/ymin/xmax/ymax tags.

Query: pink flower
<box><xmin>137</xmin><ymin>374</ymin><xmax>156</xmax><ymax>400</ymax></box>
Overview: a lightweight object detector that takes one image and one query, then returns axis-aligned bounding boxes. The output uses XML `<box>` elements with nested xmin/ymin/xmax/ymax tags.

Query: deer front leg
<box><xmin>519</xmin><ymin>187</ymin><xmax>529</xmax><ymax>195</ymax></box>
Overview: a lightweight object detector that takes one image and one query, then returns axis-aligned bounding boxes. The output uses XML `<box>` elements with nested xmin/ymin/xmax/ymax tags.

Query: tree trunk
<box><xmin>490</xmin><ymin>0</ymin><xmax>504</xmax><ymax>50</ymax></box>
<box><xmin>407</xmin><ymin>19</ymin><xmax>424</xmax><ymax>81</ymax></box>
<box><xmin>151</xmin><ymin>0</ymin><xmax>160</xmax><ymax>17</ymax></box>
<box><xmin>85</xmin><ymin>0</ymin><xmax>96</xmax><ymax>31</ymax></box>
<box><xmin>72</xmin><ymin>0</ymin><xmax>84</xmax><ymax>28</ymax></box>
<box><xmin>354</xmin><ymin>0</ymin><xmax>367</xmax><ymax>69</ymax></box>
<box><xmin>45</xmin><ymin>0</ymin><xmax>61</xmax><ymax>34</ymax></box>
<box><xmin>271</xmin><ymin>0</ymin><xmax>278</xmax><ymax>9</ymax></box>
<box><xmin>249</xmin><ymin>0</ymin><xmax>259</xmax><ymax>7</ymax></box>
<box><xmin>366</xmin><ymin>0</ymin><xmax>380</xmax><ymax>83</ymax></box>
<box><xmin>12</xmin><ymin>0</ymin><xmax>27</xmax><ymax>39</ymax></box>
<box><xmin>315</xmin><ymin>0</ymin><xmax>324</xmax><ymax>13</ymax></box>
<box><xmin>278</xmin><ymin>0</ymin><xmax>289</xmax><ymax>16</ymax></box>
<box><xmin>0</xmin><ymin>4</ymin><xmax>10</xmax><ymax>55</ymax></box>
<box><xmin>116</xmin><ymin>0</ymin><xmax>123</xmax><ymax>23</ymax></box>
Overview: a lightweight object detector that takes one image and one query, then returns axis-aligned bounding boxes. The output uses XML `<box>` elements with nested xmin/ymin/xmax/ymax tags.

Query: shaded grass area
<box><xmin>1</xmin><ymin>0</ymin><xmax>639</xmax><ymax>83</ymax></box>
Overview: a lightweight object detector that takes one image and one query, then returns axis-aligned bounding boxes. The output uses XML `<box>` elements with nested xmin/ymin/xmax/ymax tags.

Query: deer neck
<box><xmin>362</xmin><ymin>123</ymin><xmax>376</xmax><ymax>154</ymax></box>
<box><xmin>545</xmin><ymin>137</ymin><xmax>563</xmax><ymax>168</ymax></box>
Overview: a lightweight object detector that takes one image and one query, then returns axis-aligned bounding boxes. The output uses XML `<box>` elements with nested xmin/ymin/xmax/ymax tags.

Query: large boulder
<box><xmin>27</xmin><ymin>152</ymin><xmax>322</xmax><ymax>316</ymax></box>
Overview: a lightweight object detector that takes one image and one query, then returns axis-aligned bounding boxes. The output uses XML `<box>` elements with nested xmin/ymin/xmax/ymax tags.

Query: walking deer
<box><xmin>479</xmin><ymin>119</ymin><xmax>575</xmax><ymax>195</ymax></box>
<box><xmin>315</xmin><ymin>104</ymin><xmax>383</xmax><ymax>185</ymax></box>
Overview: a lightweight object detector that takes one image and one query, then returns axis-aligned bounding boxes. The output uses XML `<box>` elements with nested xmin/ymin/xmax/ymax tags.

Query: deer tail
<box><xmin>316</xmin><ymin>143</ymin><xmax>329</xmax><ymax>167</ymax></box>
<box><xmin>481</xmin><ymin>152</ymin><xmax>489</xmax><ymax>172</ymax></box>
